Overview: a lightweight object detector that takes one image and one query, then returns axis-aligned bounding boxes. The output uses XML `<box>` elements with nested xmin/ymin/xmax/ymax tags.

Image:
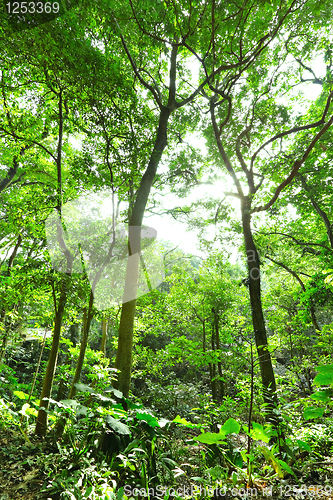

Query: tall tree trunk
<box><xmin>56</xmin><ymin>323</ymin><xmax>79</xmax><ymax>401</ymax></box>
<box><xmin>36</xmin><ymin>90</ymin><xmax>68</xmax><ymax>436</ymax></box>
<box><xmin>68</xmin><ymin>291</ymin><xmax>95</xmax><ymax>400</ymax></box>
<box><xmin>115</xmin><ymin>105</ymin><xmax>171</xmax><ymax>397</ymax></box>
<box><xmin>55</xmin><ymin>295</ymin><xmax>94</xmax><ymax>437</ymax></box>
<box><xmin>241</xmin><ymin>200</ymin><xmax>278</xmax><ymax>422</ymax></box>
<box><xmin>202</xmin><ymin>317</ymin><xmax>216</xmax><ymax>402</ymax></box>
<box><xmin>35</xmin><ymin>281</ymin><xmax>68</xmax><ymax>436</ymax></box>
<box><xmin>211</xmin><ymin>320</ymin><xmax>218</xmax><ymax>403</ymax></box>
<box><xmin>213</xmin><ymin>309</ymin><xmax>225</xmax><ymax>401</ymax></box>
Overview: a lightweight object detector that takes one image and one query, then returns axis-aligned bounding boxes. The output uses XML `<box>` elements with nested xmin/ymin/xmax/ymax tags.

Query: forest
<box><xmin>1</xmin><ymin>0</ymin><xmax>333</xmax><ymax>499</ymax></box>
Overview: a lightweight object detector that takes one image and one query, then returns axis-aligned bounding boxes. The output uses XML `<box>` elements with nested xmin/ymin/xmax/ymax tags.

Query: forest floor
<box><xmin>1</xmin><ymin>427</ymin><xmax>333</xmax><ymax>500</ymax></box>
<box><xmin>0</xmin><ymin>428</ymin><xmax>47</xmax><ymax>500</ymax></box>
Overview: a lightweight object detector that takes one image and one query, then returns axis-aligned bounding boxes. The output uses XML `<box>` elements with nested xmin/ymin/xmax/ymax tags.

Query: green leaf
<box><xmin>105</xmin><ymin>386</ymin><xmax>123</xmax><ymax>399</ymax></box>
<box><xmin>316</xmin><ymin>364</ymin><xmax>333</xmax><ymax>374</ymax></box>
<box><xmin>13</xmin><ymin>390</ymin><xmax>29</xmax><ymax>400</ymax></box>
<box><xmin>136</xmin><ymin>411</ymin><xmax>160</xmax><ymax>427</ymax></box>
<box><xmin>74</xmin><ymin>383</ymin><xmax>95</xmax><ymax>393</ymax></box>
<box><xmin>313</xmin><ymin>372</ymin><xmax>333</xmax><ymax>386</ymax></box>
<box><xmin>60</xmin><ymin>399</ymin><xmax>80</xmax><ymax>408</ymax></box>
<box><xmin>158</xmin><ymin>417</ymin><xmax>170</xmax><ymax>427</ymax></box>
<box><xmin>18</xmin><ymin>403</ymin><xmax>30</xmax><ymax>416</ymax></box>
<box><xmin>250</xmin><ymin>422</ymin><xmax>270</xmax><ymax>443</ymax></box>
<box><xmin>296</xmin><ymin>439</ymin><xmax>311</xmax><ymax>452</ymax></box>
<box><xmin>105</xmin><ymin>415</ymin><xmax>131</xmax><ymax>435</ymax></box>
<box><xmin>195</xmin><ymin>431</ymin><xmax>227</xmax><ymax>444</ymax></box>
<box><xmin>310</xmin><ymin>389</ymin><xmax>333</xmax><ymax>402</ymax></box>
<box><xmin>260</xmin><ymin>446</ymin><xmax>284</xmax><ymax>478</ymax></box>
<box><xmin>162</xmin><ymin>457</ymin><xmax>178</xmax><ymax>468</ymax></box>
<box><xmin>172</xmin><ymin>415</ymin><xmax>201</xmax><ymax>429</ymax></box>
<box><xmin>221</xmin><ymin>418</ymin><xmax>240</xmax><ymax>435</ymax></box>
<box><xmin>85</xmin><ymin>486</ymin><xmax>93</xmax><ymax>497</ymax></box>
<box><xmin>117</xmin><ymin>487</ymin><xmax>124</xmax><ymax>500</ymax></box>
<box><xmin>304</xmin><ymin>407</ymin><xmax>325</xmax><ymax>420</ymax></box>
<box><xmin>278</xmin><ymin>459</ymin><xmax>293</xmax><ymax>475</ymax></box>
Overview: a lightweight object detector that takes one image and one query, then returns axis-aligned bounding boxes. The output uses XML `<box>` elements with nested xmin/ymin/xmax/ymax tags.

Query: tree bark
<box><xmin>115</xmin><ymin>105</ymin><xmax>171</xmax><ymax>397</ymax></box>
<box><xmin>213</xmin><ymin>309</ymin><xmax>225</xmax><ymax>401</ymax></box>
<box><xmin>241</xmin><ymin>199</ymin><xmax>277</xmax><ymax>422</ymax></box>
<box><xmin>36</xmin><ymin>90</ymin><xmax>68</xmax><ymax>436</ymax></box>
<box><xmin>68</xmin><ymin>292</ymin><xmax>95</xmax><ymax>400</ymax></box>
<box><xmin>55</xmin><ymin>296</ymin><xmax>94</xmax><ymax>437</ymax></box>
<box><xmin>35</xmin><ymin>281</ymin><xmax>68</xmax><ymax>436</ymax></box>
<box><xmin>210</xmin><ymin>319</ymin><xmax>218</xmax><ymax>403</ymax></box>
<box><xmin>203</xmin><ymin>317</ymin><xmax>216</xmax><ymax>402</ymax></box>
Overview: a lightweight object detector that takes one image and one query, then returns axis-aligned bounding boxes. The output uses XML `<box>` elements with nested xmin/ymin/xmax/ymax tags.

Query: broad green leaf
<box><xmin>172</xmin><ymin>415</ymin><xmax>201</xmax><ymax>429</ymax></box>
<box><xmin>304</xmin><ymin>407</ymin><xmax>325</xmax><ymax>420</ymax></box>
<box><xmin>250</xmin><ymin>422</ymin><xmax>270</xmax><ymax>443</ymax></box>
<box><xmin>221</xmin><ymin>418</ymin><xmax>240</xmax><ymax>435</ymax></box>
<box><xmin>105</xmin><ymin>386</ymin><xmax>123</xmax><ymax>399</ymax></box>
<box><xmin>19</xmin><ymin>403</ymin><xmax>30</xmax><ymax>416</ymax></box>
<box><xmin>136</xmin><ymin>411</ymin><xmax>160</xmax><ymax>427</ymax></box>
<box><xmin>310</xmin><ymin>389</ymin><xmax>333</xmax><ymax>402</ymax></box>
<box><xmin>315</xmin><ymin>364</ymin><xmax>333</xmax><ymax>375</ymax></box>
<box><xmin>314</xmin><ymin>365</ymin><xmax>333</xmax><ymax>386</ymax></box>
<box><xmin>195</xmin><ymin>431</ymin><xmax>227</xmax><ymax>444</ymax></box>
<box><xmin>158</xmin><ymin>417</ymin><xmax>170</xmax><ymax>427</ymax></box>
<box><xmin>105</xmin><ymin>415</ymin><xmax>131</xmax><ymax>435</ymax></box>
<box><xmin>60</xmin><ymin>399</ymin><xmax>80</xmax><ymax>408</ymax></box>
<box><xmin>297</xmin><ymin>440</ymin><xmax>311</xmax><ymax>452</ymax></box>
<box><xmin>74</xmin><ymin>383</ymin><xmax>95</xmax><ymax>393</ymax></box>
<box><xmin>313</xmin><ymin>373</ymin><xmax>333</xmax><ymax>386</ymax></box>
<box><xmin>14</xmin><ymin>390</ymin><xmax>29</xmax><ymax>400</ymax></box>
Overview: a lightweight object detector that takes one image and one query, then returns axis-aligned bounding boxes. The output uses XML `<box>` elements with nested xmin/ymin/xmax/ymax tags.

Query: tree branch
<box><xmin>210</xmin><ymin>99</ymin><xmax>245</xmax><ymax>199</ymax></box>
<box><xmin>299</xmin><ymin>174</ymin><xmax>333</xmax><ymax>249</ymax></box>
<box><xmin>259</xmin><ymin>231</ymin><xmax>333</xmax><ymax>254</ymax></box>
<box><xmin>251</xmin><ymin>110</ymin><xmax>333</xmax><ymax>214</ymax></box>
<box><xmin>113</xmin><ymin>17</ymin><xmax>163</xmax><ymax>109</ymax></box>
<box><xmin>251</xmin><ymin>90</ymin><xmax>333</xmax><ymax>170</ymax></box>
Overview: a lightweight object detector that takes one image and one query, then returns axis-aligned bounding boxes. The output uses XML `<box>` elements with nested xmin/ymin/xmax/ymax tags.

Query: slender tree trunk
<box><xmin>213</xmin><ymin>309</ymin><xmax>225</xmax><ymax>401</ymax></box>
<box><xmin>115</xmin><ymin>106</ymin><xmax>171</xmax><ymax>397</ymax></box>
<box><xmin>35</xmin><ymin>281</ymin><xmax>68</xmax><ymax>436</ymax></box>
<box><xmin>211</xmin><ymin>321</ymin><xmax>218</xmax><ymax>403</ymax></box>
<box><xmin>202</xmin><ymin>318</ymin><xmax>216</xmax><ymax>401</ymax></box>
<box><xmin>68</xmin><ymin>291</ymin><xmax>94</xmax><ymax>400</ymax></box>
<box><xmin>55</xmin><ymin>296</ymin><xmax>94</xmax><ymax>437</ymax></box>
<box><xmin>56</xmin><ymin>323</ymin><xmax>79</xmax><ymax>401</ymax></box>
<box><xmin>241</xmin><ymin>200</ymin><xmax>278</xmax><ymax>422</ymax></box>
<box><xmin>0</xmin><ymin>309</ymin><xmax>8</xmax><ymax>365</ymax></box>
<box><xmin>36</xmin><ymin>89</ymin><xmax>70</xmax><ymax>436</ymax></box>
<box><xmin>204</xmin><ymin>319</ymin><xmax>216</xmax><ymax>402</ymax></box>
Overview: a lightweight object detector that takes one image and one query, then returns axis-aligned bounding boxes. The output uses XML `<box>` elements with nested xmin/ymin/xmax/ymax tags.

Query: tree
<box><xmin>191</xmin><ymin>0</ymin><xmax>333</xmax><ymax>421</ymax></box>
<box><xmin>88</xmin><ymin>0</ymin><xmax>317</xmax><ymax>397</ymax></box>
